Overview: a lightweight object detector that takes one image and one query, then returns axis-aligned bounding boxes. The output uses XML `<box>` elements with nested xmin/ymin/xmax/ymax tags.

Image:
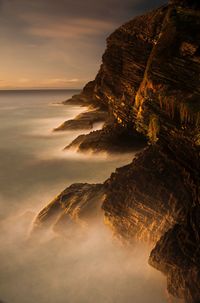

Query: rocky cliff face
<box><xmin>33</xmin><ymin>183</ymin><xmax>105</xmax><ymax>237</ymax></box>
<box><xmin>35</xmin><ymin>1</ymin><xmax>200</xmax><ymax>302</ymax></box>
<box><xmin>103</xmin><ymin>142</ymin><xmax>197</xmax><ymax>244</ymax></box>
<box><xmin>93</xmin><ymin>6</ymin><xmax>166</xmax><ymax>127</ymax></box>
<box><xmin>62</xmin><ymin>6</ymin><xmax>166</xmax><ymax>153</ymax></box>
<box><xmin>149</xmin><ymin>206</ymin><xmax>200</xmax><ymax>303</ymax></box>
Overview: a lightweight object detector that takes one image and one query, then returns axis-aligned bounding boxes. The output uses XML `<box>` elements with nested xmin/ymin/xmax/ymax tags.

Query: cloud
<box><xmin>0</xmin><ymin>0</ymin><xmax>167</xmax><ymax>47</ymax></box>
<box><xmin>18</xmin><ymin>78</ymin><xmax>30</xmax><ymax>83</ymax></box>
<box><xmin>0</xmin><ymin>0</ymin><xmax>166</xmax><ymax>89</ymax></box>
<box><xmin>24</xmin><ymin>16</ymin><xmax>117</xmax><ymax>39</ymax></box>
<box><xmin>45</xmin><ymin>78</ymin><xmax>80</xmax><ymax>84</ymax></box>
<box><xmin>1</xmin><ymin>0</ymin><xmax>167</xmax><ymax>30</ymax></box>
<box><xmin>67</xmin><ymin>78</ymin><xmax>79</xmax><ymax>83</ymax></box>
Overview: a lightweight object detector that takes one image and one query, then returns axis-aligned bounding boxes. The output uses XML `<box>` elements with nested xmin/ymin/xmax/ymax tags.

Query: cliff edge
<box><xmin>34</xmin><ymin>1</ymin><xmax>200</xmax><ymax>302</ymax></box>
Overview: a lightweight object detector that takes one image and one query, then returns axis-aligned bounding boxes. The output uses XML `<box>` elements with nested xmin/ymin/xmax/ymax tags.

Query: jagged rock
<box><xmin>61</xmin><ymin>7</ymin><xmax>166</xmax><ymax>151</ymax></box>
<box><xmin>149</xmin><ymin>206</ymin><xmax>200</xmax><ymax>303</ymax></box>
<box><xmin>63</xmin><ymin>81</ymin><xmax>99</xmax><ymax>106</ymax></box>
<box><xmin>102</xmin><ymin>142</ymin><xmax>198</xmax><ymax>244</ymax></box>
<box><xmin>54</xmin><ymin>108</ymin><xmax>108</xmax><ymax>131</ymax></box>
<box><xmin>134</xmin><ymin>2</ymin><xmax>200</xmax><ymax>144</ymax></box>
<box><xmin>93</xmin><ymin>6</ymin><xmax>167</xmax><ymax>127</ymax></box>
<box><xmin>65</xmin><ymin>123</ymin><xmax>147</xmax><ymax>153</ymax></box>
<box><xmin>32</xmin><ymin>183</ymin><xmax>105</xmax><ymax>237</ymax></box>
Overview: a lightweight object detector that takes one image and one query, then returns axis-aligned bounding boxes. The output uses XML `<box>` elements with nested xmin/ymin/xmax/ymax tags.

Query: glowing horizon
<box><xmin>0</xmin><ymin>0</ymin><xmax>165</xmax><ymax>89</ymax></box>
<box><xmin>0</xmin><ymin>78</ymin><xmax>85</xmax><ymax>90</ymax></box>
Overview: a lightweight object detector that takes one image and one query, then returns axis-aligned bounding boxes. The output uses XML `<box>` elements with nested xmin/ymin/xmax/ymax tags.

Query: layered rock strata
<box><xmin>33</xmin><ymin>183</ymin><xmax>105</xmax><ymax>237</ymax></box>
<box><xmin>54</xmin><ymin>108</ymin><xmax>108</xmax><ymax>131</ymax></box>
<box><xmin>149</xmin><ymin>206</ymin><xmax>200</xmax><ymax>303</ymax></box>
<box><xmin>35</xmin><ymin>1</ymin><xmax>200</xmax><ymax>302</ymax></box>
<box><xmin>63</xmin><ymin>6</ymin><xmax>166</xmax><ymax>152</ymax></box>
<box><xmin>65</xmin><ymin>123</ymin><xmax>147</xmax><ymax>153</ymax></box>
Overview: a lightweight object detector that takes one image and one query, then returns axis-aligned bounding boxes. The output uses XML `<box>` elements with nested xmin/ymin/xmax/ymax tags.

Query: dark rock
<box><xmin>65</xmin><ymin>123</ymin><xmax>147</xmax><ymax>153</ymax></box>
<box><xmin>63</xmin><ymin>81</ymin><xmax>99</xmax><ymax>106</ymax></box>
<box><xmin>149</xmin><ymin>206</ymin><xmax>200</xmax><ymax>303</ymax></box>
<box><xmin>169</xmin><ymin>0</ymin><xmax>200</xmax><ymax>9</ymax></box>
<box><xmin>54</xmin><ymin>108</ymin><xmax>108</xmax><ymax>131</ymax></box>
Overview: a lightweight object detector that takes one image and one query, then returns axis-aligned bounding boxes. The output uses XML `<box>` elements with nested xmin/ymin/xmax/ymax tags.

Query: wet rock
<box><xmin>32</xmin><ymin>183</ymin><xmax>105</xmax><ymax>237</ymax></box>
<box><xmin>54</xmin><ymin>108</ymin><xmax>108</xmax><ymax>131</ymax></box>
<box><xmin>65</xmin><ymin>123</ymin><xmax>147</xmax><ymax>153</ymax></box>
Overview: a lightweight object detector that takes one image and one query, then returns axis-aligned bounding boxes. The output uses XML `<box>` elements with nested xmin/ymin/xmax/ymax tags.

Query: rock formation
<box><xmin>54</xmin><ymin>108</ymin><xmax>108</xmax><ymax>131</ymax></box>
<box><xmin>33</xmin><ymin>183</ymin><xmax>105</xmax><ymax>237</ymax></box>
<box><xmin>149</xmin><ymin>206</ymin><xmax>200</xmax><ymax>303</ymax></box>
<box><xmin>34</xmin><ymin>1</ymin><xmax>200</xmax><ymax>302</ymax></box>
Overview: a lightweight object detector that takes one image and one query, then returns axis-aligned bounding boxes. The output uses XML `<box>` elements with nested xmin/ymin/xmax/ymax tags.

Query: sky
<box><xmin>0</xmin><ymin>0</ymin><xmax>166</xmax><ymax>89</ymax></box>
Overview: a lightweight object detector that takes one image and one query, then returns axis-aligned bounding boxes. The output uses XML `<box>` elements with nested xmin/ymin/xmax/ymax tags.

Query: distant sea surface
<box><xmin>0</xmin><ymin>89</ymin><xmax>133</xmax><ymax>217</ymax></box>
<box><xmin>0</xmin><ymin>90</ymin><xmax>180</xmax><ymax>303</ymax></box>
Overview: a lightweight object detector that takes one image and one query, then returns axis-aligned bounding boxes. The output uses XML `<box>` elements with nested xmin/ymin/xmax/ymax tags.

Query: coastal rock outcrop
<box><xmin>62</xmin><ymin>6</ymin><xmax>166</xmax><ymax>152</ymax></box>
<box><xmin>54</xmin><ymin>108</ymin><xmax>108</xmax><ymax>131</ymax></box>
<box><xmin>33</xmin><ymin>183</ymin><xmax>105</xmax><ymax>237</ymax></box>
<box><xmin>65</xmin><ymin>123</ymin><xmax>146</xmax><ymax>153</ymax></box>
<box><xmin>149</xmin><ymin>206</ymin><xmax>200</xmax><ymax>303</ymax></box>
<box><xmin>35</xmin><ymin>0</ymin><xmax>200</xmax><ymax>302</ymax></box>
<box><xmin>103</xmin><ymin>143</ymin><xmax>197</xmax><ymax>244</ymax></box>
<box><xmin>63</xmin><ymin>81</ymin><xmax>97</xmax><ymax>106</ymax></box>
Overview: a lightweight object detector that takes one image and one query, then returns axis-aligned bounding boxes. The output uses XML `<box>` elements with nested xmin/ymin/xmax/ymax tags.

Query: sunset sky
<box><xmin>0</xmin><ymin>0</ymin><xmax>165</xmax><ymax>89</ymax></box>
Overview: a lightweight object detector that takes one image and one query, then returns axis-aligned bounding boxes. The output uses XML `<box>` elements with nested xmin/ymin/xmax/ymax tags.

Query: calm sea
<box><xmin>0</xmin><ymin>90</ymin><xmax>179</xmax><ymax>303</ymax></box>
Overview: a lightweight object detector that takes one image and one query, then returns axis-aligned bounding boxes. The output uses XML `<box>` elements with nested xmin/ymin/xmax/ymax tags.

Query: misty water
<box><xmin>0</xmin><ymin>90</ymin><xmax>179</xmax><ymax>303</ymax></box>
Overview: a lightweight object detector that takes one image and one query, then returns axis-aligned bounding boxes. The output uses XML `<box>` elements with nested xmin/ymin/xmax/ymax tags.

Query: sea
<box><xmin>0</xmin><ymin>90</ymin><xmax>181</xmax><ymax>303</ymax></box>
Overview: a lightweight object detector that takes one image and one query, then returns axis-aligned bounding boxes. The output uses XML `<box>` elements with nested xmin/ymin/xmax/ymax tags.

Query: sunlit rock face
<box><xmin>71</xmin><ymin>7</ymin><xmax>167</xmax><ymax>126</ymax></box>
<box><xmin>93</xmin><ymin>7</ymin><xmax>167</xmax><ymax>128</ymax></box>
<box><xmin>134</xmin><ymin>1</ymin><xmax>200</xmax><ymax>143</ymax></box>
<box><xmin>63</xmin><ymin>8</ymin><xmax>166</xmax><ymax>152</ymax></box>
<box><xmin>102</xmin><ymin>140</ymin><xmax>199</xmax><ymax>301</ymax></box>
<box><xmin>36</xmin><ymin>1</ymin><xmax>200</xmax><ymax>302</ymax></box>
<box><xmin>102</xmin><ymin>143</ymin><xmax>198</xmax><ymax>244</ymax></box>
<box><xmin>33</xmin><ymin>183</ymin><xmax>105</xmax><ymax>237</ymax></box>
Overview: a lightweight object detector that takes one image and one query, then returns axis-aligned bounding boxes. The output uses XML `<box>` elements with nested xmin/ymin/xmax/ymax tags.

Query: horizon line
<box><xmin>0</xmin><ymin>88</ymin><xmax>82</xmax><ymax>92</ymax></box>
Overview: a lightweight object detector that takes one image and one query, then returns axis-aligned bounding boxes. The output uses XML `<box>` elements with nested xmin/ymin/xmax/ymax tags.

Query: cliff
<box><xmin>149</xmin><ymin>206</ymin><xmax>200</xmax><ymax>303</ymax></box>
<box><xmin>61</xmin><ymin>6</ymin><xmax>166</xmax><ymax>152</ymax></box>
<box><xmin>34</xmin><ymin>1</ymin><xmax>200</xmax><ymax>302</ymax></box>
